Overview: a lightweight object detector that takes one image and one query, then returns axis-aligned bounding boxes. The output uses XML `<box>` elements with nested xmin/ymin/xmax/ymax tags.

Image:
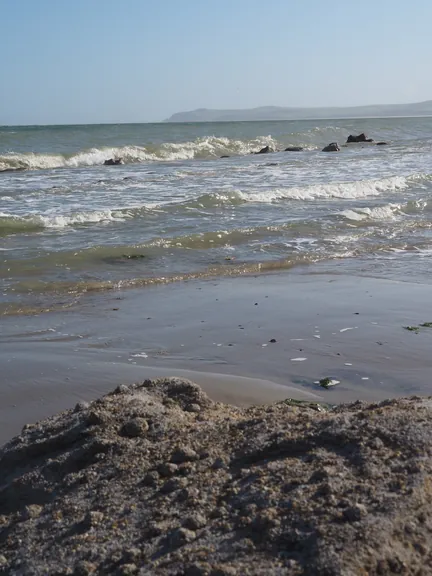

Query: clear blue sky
<box><xmin>1</xmin><ymin>0</ymin><xmax>431</xmax><ymax>125</ymax></box>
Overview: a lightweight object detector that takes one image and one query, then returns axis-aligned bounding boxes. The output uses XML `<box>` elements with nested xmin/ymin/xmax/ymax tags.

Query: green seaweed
<box><xmin>319</xmin><ymin>377</ymin><xmax>333</xmax><ymax>388</ymax></box>
<box><xmin>420</xmin><ymin>322</ymin><xmax>432</xmax><ymax>328</ymax></box>
<box><xmin>404</xmin><ymin>326</ymin><xmax>420</xmax><ymax>333</ymax></box>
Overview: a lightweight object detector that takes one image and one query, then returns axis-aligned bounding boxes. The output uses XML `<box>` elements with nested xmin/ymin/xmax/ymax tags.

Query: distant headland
<box><xmin>164</xmin><ymin>100</ymin><xmax>432</xmax><ymax>123</ymax></box>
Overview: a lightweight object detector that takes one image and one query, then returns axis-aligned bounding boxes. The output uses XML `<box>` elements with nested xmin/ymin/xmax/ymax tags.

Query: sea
<box><xmin>1</xmin><ymin>117</ymin><xmax>432</xmax><ymax>316</ymax></box>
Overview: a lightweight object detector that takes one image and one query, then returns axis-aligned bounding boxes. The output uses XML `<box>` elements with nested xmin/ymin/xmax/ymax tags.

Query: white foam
<box><xmin>340</xmin><ymin>203</ymin><xmax>401</xmax><ymax>221</ymax></box>
<box><xmin>237</xmin><ymin>176</ymin><xmax>411</xmax><ymax>203</ymax></box>
<box><xmin>0</xmin><ymin>208</ymin><xmax>130</xmax><ymax>229</ymax></box>
<box><xmin>0</xmin><ymin>135</ymin><xmax>279</xmax><ymax>172</ymax></box>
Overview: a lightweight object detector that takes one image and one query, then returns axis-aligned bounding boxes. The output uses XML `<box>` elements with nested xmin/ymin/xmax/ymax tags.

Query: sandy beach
<box><xmin>2</xmin><ymin>268</ymin><xmax>432</xmax><ymax>445</ymax></box>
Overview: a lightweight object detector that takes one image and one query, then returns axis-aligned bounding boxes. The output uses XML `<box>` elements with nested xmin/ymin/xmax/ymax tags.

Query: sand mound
<box><xmin>1</xmin><ymin>378</ymin><xmax>432</xmax><ymax>575</ymax></box>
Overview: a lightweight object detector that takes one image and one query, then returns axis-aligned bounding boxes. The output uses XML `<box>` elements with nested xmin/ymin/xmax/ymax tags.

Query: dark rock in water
<box><xmin>346</xmin><ymin>133</ymin><xmax>374</xmax><ymax>143</ymax></box>
<box><xmin>284</xmin><ymin>146</ymin><xmax>304</xmax><ymax>152</ymax></box>
<box><xmin>255</xmin><ymin>146</ymin><xmax>271</xmax><ymax>155</ymax></box>
<box><xmin>220</xmin><ymin>155</ymin><xmax>230</xmax><ymax>158</ymax></box>
<box><xmin>376</xmin><ymin>142</ymin><xmax>388</xmax><ymax>146</ymax></box>
<box><xmin>104</xmin><ymin>158</ymin><xmax>123</xmax><ymax>166</ymax></box>
<box><xmin>322</xmin><ymin>143</ymin><xmax>340</xmax><ymax>152</ymax></box>
<box><xmin>122</xmin><ymin>254</ymin><xmax>146</xmax><ymax>260</ymax></box>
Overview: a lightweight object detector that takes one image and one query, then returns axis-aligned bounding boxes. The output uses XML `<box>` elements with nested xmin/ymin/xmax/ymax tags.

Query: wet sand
<box><xmin>1</xmin><ymin>269</ymin><xmax>432</xmax><ymax>445</ymax></box>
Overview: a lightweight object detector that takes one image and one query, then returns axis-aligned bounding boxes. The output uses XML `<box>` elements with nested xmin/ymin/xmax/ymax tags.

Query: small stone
<box><xmin>161</xmin><ymin>477</ymin><xmax>188</xmax><ymax>494</ymax></box>
<box><xmin>178</xmin><ymin>463</ymin><xmax>195</xmax><ymax>476</ymax></box>
<box><xmin>269</xmin><ymin>338</ymin><xmax>277</xmax><ymax>343</ymax></box>
<box><xmin>184</xmin><ymin>563</ymin><xmax>211</xmax><ymax>576</ymax></box>
<box><xmin>114</xmin><ymin>385</ymin><xmax>130</xmax><ymax>395</ymax></box>
<box><xmin>158</xmin><ymin>463</ymin><xmax>179</xmax><ymax>477</ymax></box>
<box><xmin>118</xmin><ymin>563</ymin><xmax>138</xmax><ymax>575</ymax></box>
<box><xmin>183</xmin><ymin>513</ymin><xmax>207</xmax><ymax>530</ymax></box>
<box><xmin>0</xmin><ymin>555</ymin><xmax>7</xmax><ymax>567</ymax></box>
<box><xmin>120</xmin><ymin>418</ymin><xmax>149</xmax><ymax>438</ymax></box>
<box><xmin>86</xmin><ymin>411</ymin><xmax>107</xmax><ymax>426</ymax></box>
<box><xmin>212</xmin><ymin>457</ymin><xmax>227</xmax><ymax>470</ymax></box>
<box><xmin>343</xmin><ymin>503</ymin><xmax>368</xmax><ymax>522</ymax></box>
<box><xmin>74</xmin><ymin>561</ymin><xmax>98</xmax><ymax>576</ymax></box>
<box><xmin>171</xmin><ymin>446</ymin><xmax>199</xmax><ymax>463</ymax></box>
<box><xmin>186</xmin><ymin>403</ymin><xmax>201</xmax><ymax>413</ymax></box>
<box><xmin>23</xmin><ymin>504</ymin><xmax>43</xmax><ymax>520</ymax></box>
<box><xmin>74</xmin><ymin>401</ymin><xmax>89</xmax><ymax>413</ymax></box>
<box><xmin>123</xmin><ymin>548</ymin><xmax>141</xmax><ymax>563</ymax></box>
<box><xmin>369</xmin><ymin>437</ymin><xmax>384</xmax><ymax>450</ymax></box>
<box><xmin>142</xmin><ymin>471</ymin><xmax>159</xmax><ymax>486</ymax></box>
<box><xmin>211</xmin><ymin>566</ymin><xmax>238</xmax><ymax>576</ymax></box>
<box><xmin>170</xmin><ymin>527</ymin><xmax>196</xmax><ymax>547</ymax></box>
<box><xmin>85</xmin><ymin>510</ymin><xmax>104</xmax><ymax>527</ymax></box>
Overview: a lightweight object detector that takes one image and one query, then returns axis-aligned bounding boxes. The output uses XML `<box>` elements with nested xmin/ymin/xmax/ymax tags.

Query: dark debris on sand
<box><xmin>1</xmin><ymin>378</ymin><xmax>432</xmax><ymax>575</ymax></box>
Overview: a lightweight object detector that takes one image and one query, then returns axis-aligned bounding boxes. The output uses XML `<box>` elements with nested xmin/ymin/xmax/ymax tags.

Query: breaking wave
<box><xmin>0</xmin><ymin>173</ymin><xmax>426</xmax><ymax>236</ymax></box>
<box><xmin>0</xmin><ymin>136</ymin><xmax>281</xmax><ymax>172</ymax></box>
<box><xmin>236</xmin><ymin>175</ymin><xmax>412</xmax><ymax>202</ymax></box>
<box><xmin>0</xmin><ymin>209</ymin><xmax>130</xmax><ymax>235</ymax></box>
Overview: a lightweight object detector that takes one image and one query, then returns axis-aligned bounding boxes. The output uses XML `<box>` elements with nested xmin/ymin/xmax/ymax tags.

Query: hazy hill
<box><xmin>165</xmin><ymin>100</ymin><xmax>432</xmax><ymax>123</ymax></box>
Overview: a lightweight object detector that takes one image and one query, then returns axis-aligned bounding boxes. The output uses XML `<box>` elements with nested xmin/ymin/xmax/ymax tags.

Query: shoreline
<box><xmin>2</xmin><ymin>269</ymin><xmax>432</xmax><ymax>445</ymax></box>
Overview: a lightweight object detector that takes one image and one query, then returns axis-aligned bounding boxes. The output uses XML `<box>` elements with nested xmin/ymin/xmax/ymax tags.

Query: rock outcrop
<box><xmin>1</xmin><ymin>379</ymin><xmax>432</xmax><ymax>575</ymax></box>
<box><xmin>284</xmin><ymin>147</ymin><xmax>304</xmax><ymax>152</ymax></box>
<box><xmin>255</xmin><ymin>146</ymin><xmax>271</xmax><ymax>154</ymax></box>
<box><xmin>322</xmin><ymin>142</ymin><xmax>340</xmax><ymax>152</ymax></box>
<box><xmin>104</xmin><ymin>158</ymin><xmax>123</xmax><ymax>166</ymax></box>
<box><xmin>346</xmin><ymin>133</ymin><xmax>374</xmax><ymax>143</ymax></box>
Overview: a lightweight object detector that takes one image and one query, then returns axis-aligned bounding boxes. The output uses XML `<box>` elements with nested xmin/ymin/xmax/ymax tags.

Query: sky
<box><xmin>1</xmin><ymin>0</ymin><xmax>431</xmax><ymax>125</ymax></box>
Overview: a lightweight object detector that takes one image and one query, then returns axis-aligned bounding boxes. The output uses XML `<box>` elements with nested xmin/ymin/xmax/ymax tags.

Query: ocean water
<box><xmin>1</xmin><ymin>117</ymin><xmax>432</xmax><ymax>315</ymax></box>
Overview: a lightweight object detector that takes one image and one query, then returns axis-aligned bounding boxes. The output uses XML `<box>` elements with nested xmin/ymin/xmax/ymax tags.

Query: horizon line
<box><xmin>1</xmin><ymin>113</ymin><xmax>432</xmax><ymax>129</ymax></box>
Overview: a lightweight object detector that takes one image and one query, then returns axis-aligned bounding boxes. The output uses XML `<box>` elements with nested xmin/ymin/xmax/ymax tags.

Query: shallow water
<box><xmin>1</xmin><ymin>117</ymin><xmax>432</xmax><ymax>315</ymax></box>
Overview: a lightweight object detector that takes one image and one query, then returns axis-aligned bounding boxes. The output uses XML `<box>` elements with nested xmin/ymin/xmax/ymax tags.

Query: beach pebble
<box><xmin>86</xmin><ymin>410</ymin><xmax>109</xmax><ymax>427</ymax></box>
<box><xmin>170</xmin><ymin>527</ymin><xmax>196</xmax><ymax>547</ymax></box>
<box><xmin>343</xmin><ymin>503</ymin><xmax>368</xmax><ymax>522</ymax></box>
<box><xmin>123</xmin><ymin>548</ymin><xmax>142</xmax><ymax>563</ymax></box>
<box><xmin>114</xmin><ymin>384</ymin><xmax>130</xmax><ymax>395</ymax></box>
<box><xmin>74</xmin><ymin>561</ymin><xmax>98</xmax><ymax>575</ymax></box>
<box><xmin>74</xmin><ymin>401</ymin><xmax>89</xmax><ymax>413</ymax></box>
<box><xmin>0</xmin><ymin>556</ymin><xmax>7</xmax><ymax>567</ymax></box>
<box><xmin>22</xmin><ymin>504</ymin><xmax>43</xmax><ymax>520</ymax></box>
<box><xmin>183</xmin><ymin>513</ymin><xmax>207</xmax><ymax>530</ymax></box>
<box><xmin>212</xmin><ymin>457</ymin><xmax>228</xmax><ymax>470</ymax></box>
<box><xmin>186</xmin><ymin>403</ymin><xmax>202</xmax><ymax>413</ymax></box>
<box><xmin>291</xmin><ymin>357</ymin><xmax>307</xmax><ymax>362</ymax></box>
<box><xmin>184</xmin><ymin>563</ymin><xmax>211</xmax><ymax>576</ymax></box>
<box><xmin>269</xmin><ymin>338</ymin><xmax>277</xmax><ymax>343</ymax></box>
<box><xmin>118</xmin><ymin>564</ymin><xmax>138</xmax><ymax>575</ymax></box>
<box><xmin>161</xmin><ymin>477</ymin><xmax>188</xmax><ymax>494</ymax></box>
<box><xmin>171</xmin><ymin>446</ymin><xmax>199</xmax><ymax>463</ymax></box>
<box><xmin>158</xmin><ymin>463</ymin><xmax>179</xmax><ymax>477</ymax></box>
<box><xmin>120</xmin><ymin>418</ymin><xmax>149</xmax><ymax>438</ymax></box>
<box><xmin>85</xmin><ymin>510</ymin><xmax>104</xmax><ymax>528</ymax></box>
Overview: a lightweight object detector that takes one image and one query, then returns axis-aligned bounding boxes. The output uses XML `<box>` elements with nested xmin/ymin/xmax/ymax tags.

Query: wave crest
<box><xmin>0</xmin><ymin>135</ymin><xmax>280</xmax><ymax>172</ymax></box>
